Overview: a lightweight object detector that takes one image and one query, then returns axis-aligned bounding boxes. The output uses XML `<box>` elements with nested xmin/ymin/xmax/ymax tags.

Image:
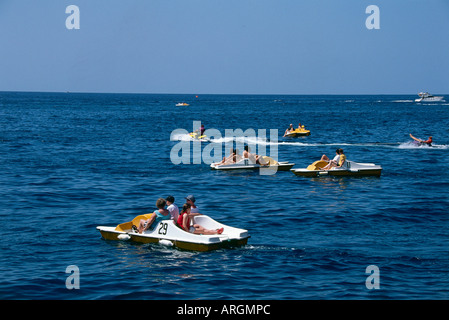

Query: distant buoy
<box><xmin>117</xmin><ymin>234</ymin><xmax>131</xmax><ymax>240</ymax></box>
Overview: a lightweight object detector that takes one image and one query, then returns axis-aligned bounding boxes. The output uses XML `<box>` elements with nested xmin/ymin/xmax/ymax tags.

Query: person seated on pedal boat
<box><xmin>166</xmin><ymin>195</ymin><xmax>179</xmax><ymax>222</ymax></box>
<box><xmin>242</xmin><ymin>145</ymin><xmax>269</xmax><ymax>166</ymax></box>
<box><xmin>137</xmin><ymin>198</ymin><xmax>170</xmax><ymax>234</ymax></box>
<box><xmin>321</xmin><ymin>148</ymin><xmax>346</xmax><ymax>171</ymax></box>
<box><xmin>177</xmin><ymin>203</ymin><xmax>223</xmax><ymax>235</ymax></box>
<box><xmin>320</xmin><ymin>149</ymin><xmax>340</xmax><ymax>170</ymax></box>
<box><xmin>216</xmin><ymin>148</ymin><xmax>240</xmax><ymax>166</ymax></box>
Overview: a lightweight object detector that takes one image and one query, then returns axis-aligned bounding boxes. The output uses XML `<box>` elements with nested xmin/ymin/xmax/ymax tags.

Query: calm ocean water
<box><xmin>0</xmin><ymin>92</ymin><xmax>448</xmax><ymax>300</ymax></box>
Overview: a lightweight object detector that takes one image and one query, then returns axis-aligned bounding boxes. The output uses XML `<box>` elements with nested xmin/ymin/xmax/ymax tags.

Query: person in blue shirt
<box><xmin>137</xmin><ymin>198</ymin><xmax>170</xmax><ymax>234</ymax></box>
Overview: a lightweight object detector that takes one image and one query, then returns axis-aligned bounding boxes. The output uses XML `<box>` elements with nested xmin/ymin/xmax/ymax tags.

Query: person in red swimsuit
<box><xmin>177</xmin><ymin>203</ymin><xmax>223</xmax><ymax>235</ymax></box>
<box><xmin>422</xmin><ymin>136</ymin><xmax>433</xmax><ymax>146</ymax></box>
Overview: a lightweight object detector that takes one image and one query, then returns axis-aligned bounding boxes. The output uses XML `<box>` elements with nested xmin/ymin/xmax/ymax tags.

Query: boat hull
<box><xmin>129</xmin><ymin>233</ymin><xmax>249</xmax><ymax>252</ymax></box>
<box><xmin>285</xmin><ymin>129</ymin><xmax>310</xmax><ymax>137</ymax></box>
<box><xmin>212</xmin><ymin>162</ymin><xmax>294</xmax><ymax>171</ymax></box>
<box><xmin>211</xmin><ymin>157</ymin><xmax>295</xmax><ymax>172</ymax></box>
<box><xmin>291</xmin><ymin>168</ymin><xmax>382</xmax><ymax>177</ymax></box>
<box><xmin>415</xmin><ymin>97</ymin><xmax>444</xmax><ymax>102</ymax></box>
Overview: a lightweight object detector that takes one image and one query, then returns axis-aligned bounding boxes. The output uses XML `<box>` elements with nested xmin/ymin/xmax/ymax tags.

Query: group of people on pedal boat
<box><xmin>135</xmin><ymin>195</ymin><xmax>223</xmax><ymax>235</ymax></box>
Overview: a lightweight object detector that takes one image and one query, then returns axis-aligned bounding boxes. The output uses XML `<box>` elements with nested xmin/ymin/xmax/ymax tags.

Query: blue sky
<box><xmin>1</xmin><ymin>0</ymin><xmax>448</xmax><ymax>94</ymax></box>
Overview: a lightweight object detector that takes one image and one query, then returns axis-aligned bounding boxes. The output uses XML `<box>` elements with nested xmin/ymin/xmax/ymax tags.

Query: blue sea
<box><xmin>0</xmin><ymin>92</ymin><xmax>448</xmax><ymax>300</ymax></box>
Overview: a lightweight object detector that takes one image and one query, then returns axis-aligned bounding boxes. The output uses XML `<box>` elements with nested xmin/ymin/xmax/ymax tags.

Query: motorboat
<box><xmin>211</xmin><ymin>156</ymin><xmax>295</xmax><ymax>171</ymax></box>
<box><xmin>176</xmin><ymin>102</ymin><xmax>190</xmax><ymax>106</ymax></box>
<box><xmin>189</xmin><ymin>132</ymin><xmax>208</xmax><ymax>141</ymax></box>
<box><xmin>97</xmin><ymin>214</ymin><xmax>250</xmax><ymax>252</ymax></box>
<box><xmin>415</xmin><ymin>92</ymin><xmax>444</xmax><ymax>102</ymax></box>
<box><xmin>284</xmin><ymin>126</ymin><xmax>310</xmax><ymax>137</ymax></box>
<box><xmin>291</xmin><ymin>160</ymin><xmax>382</xmax><ymax>177</ymax></box>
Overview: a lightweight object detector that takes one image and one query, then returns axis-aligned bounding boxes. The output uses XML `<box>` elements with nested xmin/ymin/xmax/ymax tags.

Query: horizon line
<box><xmin>0</xmin><ymin>90</ymin><xmax>444</xmax><ymax>96</ymax></box>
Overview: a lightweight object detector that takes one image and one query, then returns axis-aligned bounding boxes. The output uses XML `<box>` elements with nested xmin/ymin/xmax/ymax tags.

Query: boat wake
<box><xmin>171</xmin><ymin>133</ymin><xmax>194</xmax><ymax>141</ymax></box>
<box><xmin>277</xmin><ymin>141</ymin><xmax>449</xmax><ymax>150</ymax></box>
<box><xmin>416</xmin><ymin>101</ymin><xmax>447</xmax><ymax>105</ymax></box>
<box><xmin>398</xmin><ymin>142</ymin><xmax>449</xmax><ymax>150</ymax></box>
<box><xmin>172</xmin><ymin>134</ymin><xmax>449</xmax><ymax>150</ymax></box>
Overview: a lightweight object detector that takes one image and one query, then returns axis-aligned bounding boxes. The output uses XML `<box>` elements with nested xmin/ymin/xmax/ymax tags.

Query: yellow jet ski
<box><xmin>189</xmin><ymin>132</ymin><xmax>208</xmax><ymax>141</ymax></box>
<box><xmin>284</xmin><ymin>125</ymin><xmax>310</xmax><ymax>137</ymax></box>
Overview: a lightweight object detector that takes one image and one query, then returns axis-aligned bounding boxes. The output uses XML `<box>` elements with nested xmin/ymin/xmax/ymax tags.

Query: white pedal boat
<box><xmin>291</xmin><ymin>160</ymin><xmax>382</xmax><ymax>177</ymax></box>
<box><xmin>211</xmin><ymin>156</ymin><xmax>295</xmax><ymax>171</ymax></box>
<box><xmin>97</xmin><ymin>214</ymin><xmax>250</xmax><ymax>252</ymax></box>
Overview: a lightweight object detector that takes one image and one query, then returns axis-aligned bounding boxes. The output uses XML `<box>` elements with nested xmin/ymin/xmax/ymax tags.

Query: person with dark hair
<box><xmin>177</xmin><ymin>203</ymin><xmax>223</xmax><ymax>235</ymax></box>
<box><xmin>193</xmin><ymin>124</ymin><xmax>205</xmax><ymax>136</ymax></box>
<box><xmin>185</xmin><ymin>194</ymin><xmax>200</xmax><ymax>214</ymax></box>
<box><xmin>321</xmin><ymin>149</ymin><xmax>340</xmax><ymax>170</ymax></box>
<box><xmin>336</xmin><ymin>148</ymin><xmax>346</xmax><ymax>168</ymax></box>
<box><xmin>137</xmin><ymin>198</ymin><xmax>170</xmax><ymax>234</ymax></box>
<box><xmin>166</xmin><ymin>195</ymin><xmax>179</xmax><ymax>221</ymax></box>
<box><xmin>422</xmin><ymin>136</ymin><xmax>433</xmax><ymax>146</ymax></box>
<box><xmin>215</xmin><ymin>147</ymin><xmax>240</xmax><ymax>166</ymax></box>
<box><xmin>283</xmin><ymin>124</ymin><xmax>294</xmax><ymax>137</ymax></box>
<box><xmin>243</xmin><ymin>145</ymin><xmax>268</xmax><ymax>166</ymax></box>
